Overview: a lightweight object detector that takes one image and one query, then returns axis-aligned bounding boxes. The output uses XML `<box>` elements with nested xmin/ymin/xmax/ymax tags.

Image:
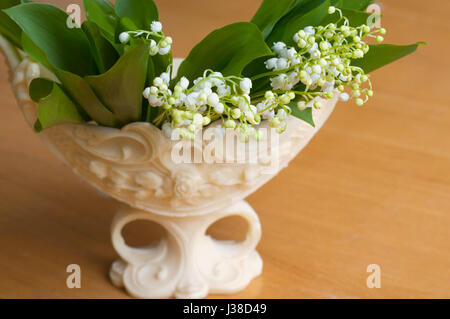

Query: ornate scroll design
<box><xmin>110</xmin><ymin>200</ymin><xmax>262</xmax><ymax>299</ymax></box>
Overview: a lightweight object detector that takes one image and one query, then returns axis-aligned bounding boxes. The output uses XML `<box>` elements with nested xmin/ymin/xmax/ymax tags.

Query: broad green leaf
<box><xmin>341</xmin><ymin>8</ymin><xmax>371</xmax><ymax>26</ymax></box>
<box><xmin>114</xmin><ymin>16</ymin><xmax>138</xmax><ymax>44</ymax></box>
<box><xmin>5</xmin><ymin>2</ymin><xmax>97</xmax><ymax>76</ymax></box>
<box><xmin>142</xmin><ymin>100</ymin><xmax>159</xmax><ymax>123</ymax></box>
<box><xmin>22</xmin><ymin>32</ymin><xmax>120</xmax><ymax>127</ymax></box>
<box><xmin>56</xmin><ymin>69</ymin><xmax>120</xmax><ymax>127</ymax></box>
<box><xmin>251</xmin><ymin>0</ymin><xmax>297</xmax><ymax>38</ymax></box>
<box><xmin>331</xmin><ymin>0</ymin><xmax>372</xmax><ymax>11</ymax></box>
<box><xmin>115</xmin><ymin>0</ymin><xmax>158</xmax><ymax>30</ymax></box>
<box><xmin>0</xmin><ymin>0</ymin><xmax>30</xmax><ymax>48</ymax></box>
<box><xmin>86</xmin><ymin>43</ymin><xmax>149</xmax><ymax>124</ymax></box>
<box><xmin>352</xmin><ymin>43</ymin><xmax>422</xmax><ymax>74</ymax></box>
<box><xmin>83</xmin><ymin>0</ymin><xmax>117</xmax><ymax>41</ymax></box>
<box><xmin>82</xmin><ymin>21</ymin><xmax>119</xmax><ymax>73</ymax></box>
<box><xmin>152</xmin><ymin>53</ymin><xmax>171</xmax><ymax>78</ymax></box>
<box><xmin>243</xmin><ymin>55</ymin><xmax>272</xmax><ymax>79</ymax></box>
<box><xmin>29</xmin><ymin>78</ymin><xmax>84</xmax><ymax>132</ymax></box>
<box><xmin>29</xmin><ymin>76</ymin><xmax>53</xmax><ymax>103</ymax></box>
<box><xmin>177</xmin><ymin>22</ymin><xmax>272</xmax><ymax>81</ymax></box>
<box><xmin>21</xmin><ymin>32</ymin><xmax>53</xmax><ymax>74</ymax></box>
<box><xmin>289</xmin><ymin>104</ymin><xmax>315</xmax><ymax>127</ymax></box>
<box><xmin>266</xmin><ymin>0</ymin><xmax>331</xmax><ymax>47</ymax></box>
<box><xmin>0</xmin><ymin>11</ymin><xmax>21</xmax><ymax>47</ymax></box>
<box><xmin>147</xmin><ymin>55</ymin><xmax>156</xmax><ymax>84</ymax></box>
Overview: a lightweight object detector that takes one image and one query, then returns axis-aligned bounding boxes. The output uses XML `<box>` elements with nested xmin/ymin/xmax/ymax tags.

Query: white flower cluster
<box><xmin>119</xmin><ymin>20</ymin><xmax>173</xmax><ymax>56</ymax></box>
<box><xmin>143</xmin><ymin>71</ymin><xmax>266</xmax><ymax>141</ymax></box>
<box><xmin>139</xmin><ymin>7</ymin><xmax>387</xmax><ymax>140</ymax></box>
<box><xmin>261</xmin><ymin>6</ymin><xmax>386</xmax><ymax>111</ymax></box>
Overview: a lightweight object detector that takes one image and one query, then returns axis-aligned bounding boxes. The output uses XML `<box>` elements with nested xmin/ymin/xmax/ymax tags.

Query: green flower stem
<box><xmin>128</xmin><ymin>30</ymin><xmax>164</xmax><ymax>41</ymax></box>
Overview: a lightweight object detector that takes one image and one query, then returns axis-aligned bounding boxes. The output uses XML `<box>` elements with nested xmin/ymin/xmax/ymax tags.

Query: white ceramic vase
<box><xmin>0</xmin><ymin>37</ymin><xmax>338</xmax><ymax>298</ymax></box>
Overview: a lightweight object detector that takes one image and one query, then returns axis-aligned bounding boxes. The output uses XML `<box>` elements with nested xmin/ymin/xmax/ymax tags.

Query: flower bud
<box><xmin>179</xmin><ymin>77</ymin><xmax>189</xmax><ymax>90</ymax></box>
<box><xmin>225</xmin><ymin>119</ymin><xmax>236</xmax><ymax>129</ymax></box>
<box><xmin>199</xmin><ymin>93</ymin><xmax>207</xmax><ymax>102</ymax></box>
<box><xmin>149</xmin><ymin>46</ymin><xmax>159</xmax><ymax>56</ymax></box>
<box><xmin>150</xmin><ymin>86</ymin><xmax>159</xmax><ymax>95</ymax></box>
<box><xmin>280</xmin><ymin>94</ymin><xmax>291</xmax><ymax>105</ymax></box>
<box><xmin>143</xmin><ymin>87</ymin><xmax>151</xmax><ymax>99</ymax></box>
<box><xmin>202</xmin><ymin>116</ymin><xmax>211</xmax><ymax>126</ymax></box>
<box><xmin>153</xmin><ymin>77</ymin><xmax>163</xmax><ymax>87</ymax></box>
<box><xmin>319</xmin><ymin>41</ymin><xmax>330</xmax><ymax>51</ymax></box>
<box><xmin>297</xmin><ymin>101</ymin><xmax>306</xmax><ymax>110</ymax></box>
<box><xmin>269</xmin><ymin>117</ymin><xmax>281</xmax><ymax>127</ymax></box>
<box><xmin>119</xmin><ymin>32</ymin><xmax>130</xmax><ymax>44</ymax></box>
<box><xmin>339</xmin><ymin>93</ymin><xmax>350</xmax><ymax>102</ymax></box>
<box><xmin>207</xmin><ymin>93</ymin><xmax>220</xmax><ymax>106</ymax></box>
<box><xmin>231</xmin><ymin>108</ymin><xmax>242</xmax><ymax>119</ymax></box>
<box><xmin>298</xmin><ymin>39</ymin><xmax>307</xmax><ymax>48</ymax></box>
<box><xmin>151</xmin><ymin>21</ymin><xmax>163</xmax><ymax>33</ymax></box>
<box><xmin>353</xmin><ymin>49</ymin><xmax>364</xmax><ymax>58</ymax></box>
<box><xmin>159</xmin><ymin>40</ymin><xmax>168</xmax><ymax>48</ymax></box>
<box><xmin>265</xmin><ymin>91</ymin><xmax>275</xmax><ymax>100</ymax></box>
<box><xmin>214</xmin><ymin>103</ymin><xmax>224</xmax><ymax>114</ymax></box>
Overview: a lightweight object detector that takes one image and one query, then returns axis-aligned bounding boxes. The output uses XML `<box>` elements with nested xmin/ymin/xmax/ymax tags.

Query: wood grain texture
<box><xmin>0</xmin><ymin>0</ymin><xmax>449</xmax><ymax>299</ymax></box>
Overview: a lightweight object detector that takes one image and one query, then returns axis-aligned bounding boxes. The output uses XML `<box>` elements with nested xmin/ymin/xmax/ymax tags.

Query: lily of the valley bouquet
<box><xmin>0</xmin><ymin>0</ymin><xmax>420</xmax><ymax>141</ymax></box>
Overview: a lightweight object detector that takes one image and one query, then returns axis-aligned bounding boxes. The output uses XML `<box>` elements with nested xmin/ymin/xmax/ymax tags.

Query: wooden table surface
<box><xmin>0</xmin><ymin>0</ymin><xmax>449</xmax><ymax>299</ymax></box>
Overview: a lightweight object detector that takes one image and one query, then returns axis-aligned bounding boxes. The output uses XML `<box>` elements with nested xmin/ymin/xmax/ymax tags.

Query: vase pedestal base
<box><xmin>109</xmin><ymin>200</ymin><xmax>263</xmax><ymax>299</ymax></box>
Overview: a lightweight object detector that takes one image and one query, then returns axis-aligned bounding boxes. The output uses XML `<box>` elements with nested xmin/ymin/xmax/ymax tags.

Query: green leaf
<box><xmin>147</xmin><ymin>55</ymin><xmax>156</xmax><ymax>84</ymax></box>
<box><xmin>114</xmin><ymin>16</ymin><xmax>138</xmax><ymax>43</ymax></box>
<box><xmin>352</xmin><ymin>43</ymin><xmax>422</xmax><ymax>74</ymax></box>
<box><xmin>83</xmin><ymin>0</ymin><xmax>117</xmax><ymax>41</ymax></box>
<box><xmin>29</xmin><ymin>78</ymin><xmax>84</xmax><ymax>132</ymax></box>
<box><xmin>331</xmin><ymin>0</ymin><xmax>372</xmax><ymax>10</ymax></box>
<box><xmin>85</xmin><ymin>43</ymin><xmax>149</xmax><ymax>124</ymax></box>
<box><xmin>22</xmin><ymin>31</ymin><xmax>120</xmax><ymax>127</ymax></box>
<box><xmin>0</xmin><ymin>0</ymin><xmax>30</xmax><ymax>48</ymax></box>
<box><xmin>115</xmin><ymin>0</ymin><xmax>158</xmax><ymax>30</ymax></box>
<box><xmin>177</xmin><ymin>22</ymin><xmax>272</xmax><ymax>81</ymax></box>
<box><xmin>5</xmin><ymin>2</ymin><xmax>97</xmax><ymax>76</ymax></box>
<box><xmin>82</xmin><ymin>21</ymin><xmax>119</xmax><ymax>73</ymax></box>
<box><xmin>21</xmin><ymin>32</ymin><xmax>53</xmax><ymax>73</ymax></box>
<box><xmin>56</xmin><ymin>69</ymin><xmax>121</xmax><ymax>127</ymax></box>
<box><xmin>0</xmin><ymin>11</ymin><xmax>21</xmax><ymax>47</ymax></box>
<box><xmin>289</xmin><ymin>104</ymin><xmax>315</xmax><ymax>127</ymax></box>
<box><xmin>152</xmin><ymin>53</ymin><xmax>171</xmax><ymax>78</ymax></box>
<box><xmin>243</xmin><ymin>55</ymin><xmax>272</xmax><ymax>78</ymax></box>
<box><xmin>143</xmin><ymin>99</ymin><xmax>159</xmax><ymax>123</ymax></box>
<box><xmin>251</xmin><ymin>0</ymin><xmax>297</xmax><ymax>38</ymax></box>
<box><xmin>266</xmin><ymin>0</ymin><xmax>330</xmax><ymax>47</ymax></box>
